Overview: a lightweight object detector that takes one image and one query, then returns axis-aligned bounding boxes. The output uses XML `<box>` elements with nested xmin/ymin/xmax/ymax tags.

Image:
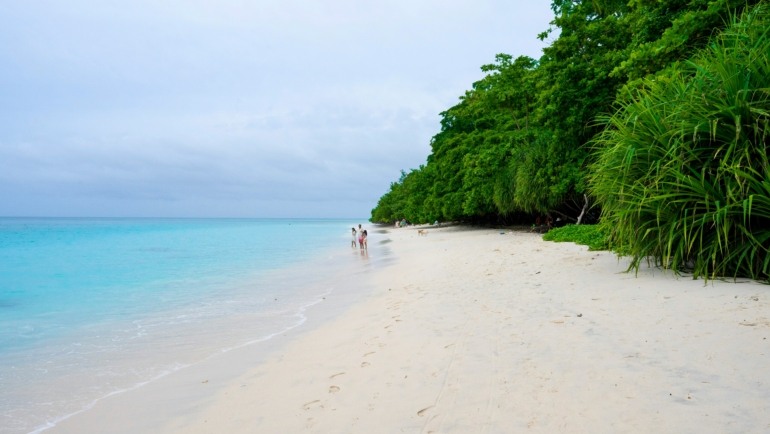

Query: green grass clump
<box><xmin>542</xmin><ymin>225</ymin><xmax>609</xmax><ymax>251</ymax></box>
<box><xmin>590</xmin><ymin>5</ymin><xmax>770</xmax><ymax>282</ymax></box>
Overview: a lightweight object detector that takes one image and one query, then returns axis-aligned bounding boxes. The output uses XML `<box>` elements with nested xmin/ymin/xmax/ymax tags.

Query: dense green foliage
<box><xmin>591</xmin><ymin>6</ymin><xmax>770</xmax><ymax>281</ymax></box>
<box><xmin>371</xmin><ymin>0</ymin><xmax>761</xmax><ymax>226</ymax></box>
<box><xmin>542</xmin><ymin>224</ymin><xmax>609</xmax><ymax>251</ymax></box>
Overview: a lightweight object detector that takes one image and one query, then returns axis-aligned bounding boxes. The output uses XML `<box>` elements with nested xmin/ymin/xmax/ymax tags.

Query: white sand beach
<box><xmin>50</xmin><ymin>226</ymin><xmax>770</xmax><ymax>433</ymax></box>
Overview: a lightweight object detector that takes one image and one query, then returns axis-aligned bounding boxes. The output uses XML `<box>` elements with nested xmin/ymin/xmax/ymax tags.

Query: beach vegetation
<box><xmin>372</xmin><ymin>0</ymin><xmax>761</xmax><ymax>226</ymax></box>
<box><xmin>372</xmin><ymin>0</ymin><xmax>770</xmax><ymax>281</ymax></box>
<box><xmin>590</xmin><ymin>5</ymin><xmax>770</xmax><ymax>281</ymax></box>
<box><xmin>542</xmin><ymin>224</ymin><xmax>610</xmax><ymax>251</ymax></box>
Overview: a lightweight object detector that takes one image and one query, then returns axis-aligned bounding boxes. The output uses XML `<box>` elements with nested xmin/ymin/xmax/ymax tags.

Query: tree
<box><xmin>371</xmin><ymin>0</ymin><xmax>764</xmax><ymax>226</ymax></box>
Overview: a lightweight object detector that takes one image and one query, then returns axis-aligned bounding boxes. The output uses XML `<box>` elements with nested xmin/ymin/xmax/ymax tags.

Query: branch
<box><xmin>505</xmin><ymin>107</ymin><xmax>522</xmax><ymax>130</ymax></box>
<box><xmin>576</xmin><ymin>194</ymin><xmax>589</xmax><ymax>225</ymax></box>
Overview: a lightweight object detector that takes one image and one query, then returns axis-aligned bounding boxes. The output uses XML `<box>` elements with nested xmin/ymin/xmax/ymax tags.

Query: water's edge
<box><xmin>4</xmin><ymin>221</ymin><xmax>392</xmax><ymax>434</ymax></box>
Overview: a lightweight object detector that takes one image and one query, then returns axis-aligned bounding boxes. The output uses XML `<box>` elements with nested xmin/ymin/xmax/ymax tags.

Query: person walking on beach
<box><xmin>358</xmin><ymin>228</ymin><xmax>365</xmax><ymax>250</ymax></box>
<box><xmin>362</xmin><ymin>230</ymin><xmax>368</xmax><ymax>250</ymax></box>
<box><xmin>351</xmin><ymin>227</ymin><xmax>357</xmax><ymax>248</ymax></box>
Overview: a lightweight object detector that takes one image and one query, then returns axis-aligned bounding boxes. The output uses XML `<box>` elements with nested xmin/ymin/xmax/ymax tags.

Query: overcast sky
<box><xmin>0</xmin><ymin>1</ymin><xmax>554</xmax><ymax>218</ymax></box>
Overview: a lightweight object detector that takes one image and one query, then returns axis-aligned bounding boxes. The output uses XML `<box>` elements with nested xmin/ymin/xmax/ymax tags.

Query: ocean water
<box><xmin>0</xmin><ymin>218</ymin><xmax>380</xmax><ymax>434</ymax></box>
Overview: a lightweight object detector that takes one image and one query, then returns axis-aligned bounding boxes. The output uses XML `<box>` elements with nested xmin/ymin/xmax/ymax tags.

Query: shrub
<box><xmin>542</xmin><ymin>224</ymin><xmax>609</xmax><ymax>251</ymax></box>
<box><xmin>590</xmin><ymin>5</ymin><xmax>770</xmax><ymax>282</ymax></box>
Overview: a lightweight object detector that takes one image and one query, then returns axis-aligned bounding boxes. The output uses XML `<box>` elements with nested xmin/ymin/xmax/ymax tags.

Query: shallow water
<box><xmin>0</xmin><ymin>218</ymin><xmax>382</xmax><ymax>434</ymax></box>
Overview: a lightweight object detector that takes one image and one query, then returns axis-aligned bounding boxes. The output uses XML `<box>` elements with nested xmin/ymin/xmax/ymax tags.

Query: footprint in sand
<box><xmin>378</xmin><ymin>343</ymin><xmax>387</xmax><ymax>348</ymax></box>
<box><xmin>302</xmin><ymin>400</ymin><xmax>320</xmax><ymax>410</ymax></box>
<box><xmin>417</xmin><ymin>406</ymin><xmax>434</xmax><ymax>416</ymax></box>
<box><xmin>330</xmin><ymin>372</ymin><xmax>345</xmax><ymax>379</ymax></box>
<box><xmin>361</xmin><ymin>362</ymin><xmax>371</xmax><ymax>367</ymax></box>
<box><xmin>364</xmin><ymin>352</ymin><xmax>376</xmax><ymax>357</ymax></box>
<box><xmin>329</xmin><ymin>386</ymin><xmax>340</xmax><ymax>393</ymax></box>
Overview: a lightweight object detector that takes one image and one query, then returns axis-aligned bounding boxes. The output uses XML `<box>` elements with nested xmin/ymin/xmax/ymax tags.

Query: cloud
<box><xmin>0</xmin><ymin>0</ymin><xmax>553</xmax><ymax>217</ymax></box>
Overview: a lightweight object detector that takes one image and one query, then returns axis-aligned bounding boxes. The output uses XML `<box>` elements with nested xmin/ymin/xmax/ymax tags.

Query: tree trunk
<box><xmin>506</xmin><ymin>108</ymin><xmax>522</xmax><ymax>130</ymax></box>
<box><xmin>525</xmin><ymin>98</ymin><xmax>529</xmax><ymax>131</ymax></box>
<box><xmin>576</xmin><ymin>194</ymin><xmax>589</xmax><ymax>225</ymax></box>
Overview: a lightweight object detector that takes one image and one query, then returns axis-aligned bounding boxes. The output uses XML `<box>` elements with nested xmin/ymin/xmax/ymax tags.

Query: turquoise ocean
<box><xmin>0</xmin><ymin>218</ymin><xmax>381</xmax><ymax>434</ymax></box>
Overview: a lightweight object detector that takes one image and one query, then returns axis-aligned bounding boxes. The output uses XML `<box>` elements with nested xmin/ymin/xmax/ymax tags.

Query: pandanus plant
<box><xmin>591</xmin><ymin>4</ymin><xmax>770</xmax><ymax>282</ymax></box>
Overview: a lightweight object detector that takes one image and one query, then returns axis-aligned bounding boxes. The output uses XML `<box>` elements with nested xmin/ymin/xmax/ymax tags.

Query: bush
<box><xmin>542</xmin><ymin>224</ymin><xmax>609</xmax><ymax>251</ymax></box>
<box><xmin>590</xmin><ymin>5</ymin><xmax>770</xmax><ymax>282</ymax></box>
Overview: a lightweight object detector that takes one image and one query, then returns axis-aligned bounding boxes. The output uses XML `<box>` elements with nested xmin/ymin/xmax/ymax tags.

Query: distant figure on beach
<box><xmin>351</xmin><ymin>227</ymin><xmax>357</xmax><ymax>248</ymax></box>
<box><xmin>434</xmin><ymin>220</ymin><xmax>439</xmax><ymax>228</ymax></box>
<box><xmin>395</xmin><ymin>220</ymin><xmax>399</xmax><ymax>229</ymax></box>
<box><xmin>358</xmin><ymin>228</ymin><xmax>364</xmax><ymax>249</ymax></box>
<box><xmin>362</xmin><ymin>230</ymin><xmax>368</xmax><ymax>250</ymax></box>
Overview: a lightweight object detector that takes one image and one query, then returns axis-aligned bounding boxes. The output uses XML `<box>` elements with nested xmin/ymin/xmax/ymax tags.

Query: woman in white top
<box><xmin>351</xmin><ymin>228</ymin><xmax>357</xmax><ymax>248</ymax></box>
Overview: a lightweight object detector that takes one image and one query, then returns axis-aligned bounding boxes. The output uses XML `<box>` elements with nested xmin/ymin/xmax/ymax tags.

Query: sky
<box><xmin>0</xmin><ymin>0</ymin><xmax>555</xmax><ymax>218</ymax></box>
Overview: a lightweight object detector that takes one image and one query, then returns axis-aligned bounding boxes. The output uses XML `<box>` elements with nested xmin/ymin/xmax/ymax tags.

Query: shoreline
<box><xmin>36</xmin><ymin>251</ymin><xmax>384</xmax><ymax>434</ymax></box>
<box><xmin>41</xmin><ymin>252</ymin><xmax>384</xmax><ymax>434</ymax></box>
<box><xmin>48</xmin><ymin>225</ymin><xmax>770</xmax><ymax>433</ymax></box>
<box><xmin>29</xmin><ymin>290</ymin><xmax>331</xmax><ymax>434</ymax></box>
<box><xmin>9</xmin><ymin>222</ymin><xmax>388</xmax><ymax>434</ymax></box>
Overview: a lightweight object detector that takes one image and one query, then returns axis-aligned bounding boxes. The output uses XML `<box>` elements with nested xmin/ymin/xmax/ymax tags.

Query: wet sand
<box><xmin>50</xmin><ymin>225</ymin><xmax>770</xmax><ymax>433</ymax></box>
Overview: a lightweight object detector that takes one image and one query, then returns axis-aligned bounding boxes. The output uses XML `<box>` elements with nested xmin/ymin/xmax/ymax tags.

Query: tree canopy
<box><xmin>370</xmin><ymin>0</ymin><xmax>762</xmax><ymax>225</ymax></box>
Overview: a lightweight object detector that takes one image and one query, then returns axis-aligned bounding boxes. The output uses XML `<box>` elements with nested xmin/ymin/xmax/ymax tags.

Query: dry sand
<box><xmin>50</xmin><ymin>226</ymin><xmax>770</xmax><ymax>433</ymax></box>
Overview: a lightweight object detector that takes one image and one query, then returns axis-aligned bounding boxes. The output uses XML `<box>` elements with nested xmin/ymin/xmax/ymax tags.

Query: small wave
<box><xmin>26</xmin><ymin>287</ymin><xmax>334</xmax><ymax>434</ymax></box>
